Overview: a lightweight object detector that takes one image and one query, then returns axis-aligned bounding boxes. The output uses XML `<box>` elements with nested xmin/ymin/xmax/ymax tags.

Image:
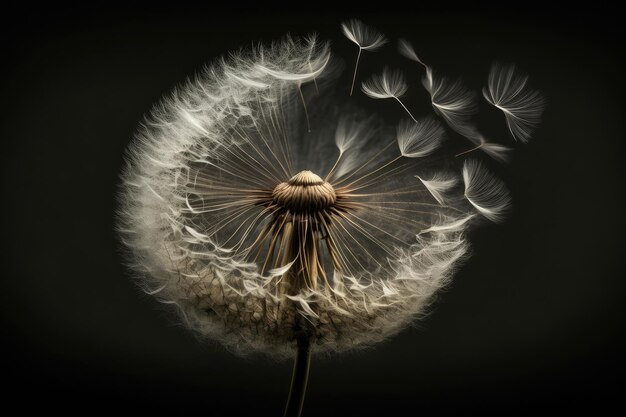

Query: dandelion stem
<box><xmin>283</xmin><ymin>335</ymin><xmax>312</xmax><ymax>417</ymax></box>
<box><xmin>349</xmin><ymin>48</ymin><xmax>362</xmax><ymax>96</ymax></box>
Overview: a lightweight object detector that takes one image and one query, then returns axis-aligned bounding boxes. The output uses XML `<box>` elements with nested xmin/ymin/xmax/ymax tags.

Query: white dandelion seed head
<box><xmin>117</xmin><ymin>28</ymin><xmax>539</xmax><ymax>358</ymax></box>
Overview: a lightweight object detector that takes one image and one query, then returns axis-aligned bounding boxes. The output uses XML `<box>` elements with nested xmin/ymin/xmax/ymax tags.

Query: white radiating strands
<box><xmin>256</xmin><ymin>38</ymin><xmax>331</xmax><ymax>132</ymax></box>
<box><xmin>362</xmin><ymin>68</ymin><xmax>417</xmax><ymax>122</ymax></box>
<box><xmin>474</xmin><ymin>138</ymin><xmax>512</xmax><ymax>163</ymax></box>
<box><xmin>335</xmin><ymin>115</ymin><xmax>366</xmax><ymax>154</ymax></box>
<box><xmin>419</xmin><ymin>214</ymin><xmax>475</xmax><ymax>235</ymax></box>
<box><xmin>416</xmin><ymin>172</ymin><xmax>459</xmax><ymax>205</ymax></box>
<box><xmin>462</xmin><ymin>160</ymin><xmax>511</xmax><ymax>222</ymax></box>
<box><xmin>483</xmin><ymin>63</ymin><xmax>546</xmax><ymax>143</ymax></box>
<box><xmin>399</xmin><ymin>38</ymin><xmax>477</xmax><ymax>138</ymax></box>
<box><xmin>118</xmin><ymin>27</ymin><xmax>544</xmax><ymax>358</ymax></box>
<box><xmin>423</xmin><ymin>67</ymin><xmax>477</xmax><ymax>138</ymax></box>
<box><xmin>326</xmin><ymin>115</ymin><xmax>375</xmax><ymax>181</ymax></box>
<box><xmin>456</xmin><ymin>130</ymin><xmax>512</xmax><ymax>163</ymax></box>
<box><xmin>305</xmin><ymin>33</ymin><xmax>321</xmax><ymax>93</ymax></box>
<box><xmin>398</xmin><ymin>38</ymin><xmax>427</xmax><ymax>69</ymax></box>
<box><xmin>255</xmin><ymin>39</ymin><xmax>331</xmax><ymax>82</ymax></box>
<box><xmin>396</xmin><ymin>116</ymin><xmax>445</xmax><ymax>158</ymax></box>
<box><xmin>341</xmin><ymin>19</ymin><xmax>387</xmax><ymax>96</ymax></box>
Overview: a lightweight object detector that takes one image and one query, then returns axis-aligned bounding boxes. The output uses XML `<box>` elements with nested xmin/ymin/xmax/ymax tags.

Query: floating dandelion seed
<box><xmin>456</xmin><ymin>130</ymin><xmax>512</xmax><ymax>163</ymax></box>
<box><xmin>341</xmin><ymin>19</ymin><xmax>387</xmax><ymax>96</ymax></box>
<box><xmin>117</xmin><ymin>23</ymin><xmax>543</xmax><ymax>417</ymax></box>
<box><xmin>396</xmin><ymin>116</ymin><xmax>446</xmax><ymax>158</ymax></box>
<box><xmin>398</xmin><ymin>39</ymin><xmax>517</xmax><ymax>162</ymax></box>
<box><xmin>417</xmin><ymin>172</ymin><xmax>458</xmax><ymax>205</ymax></box>
<box><xmin>398</xmin><ymin>38</ymin><xmax>477</xmax><ymax>136</ymax></box>
<box><xmin>362</xmin><ymin>68</ymin><xmax>418</xmax><ymax>122</ymax></box>
<box><xmin>422</xmin><ymin>67</ymin><xmax>478</xmax><ymax>137</ymax></box>
<box><xmin>398</xmin><ymin>38</ymin><xmax>427</xmax><ymax>69</ymax></box>
<box><xmin>483</xmin><ymin>62</ymin><xmax>546</xmax><ymax>143</ymax></box>
<box><xmin>462</xmin><ymin>159</ymin><xmax>511</xmax><ymax>223</ymax></box>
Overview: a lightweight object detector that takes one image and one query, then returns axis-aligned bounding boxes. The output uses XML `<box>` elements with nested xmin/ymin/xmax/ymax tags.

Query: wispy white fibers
<box><xmin>398</xmin><ymin>38</ymin><xmax>427</xmax><ymax>68</ymax></box>
<box><xmin>341</xmin><ymin>19</ymin><xmax>387</xmax><ymax>96</ymax></box>
<box><xmin>462</xmin><ymin>159</ymin><xmax>511</xmax><ymax>222</ymax></box>
<box><xmin>396</xmin><ymin>116</ymin><xmax>445</xmax><ymax>158</ymax></box>
<box><xmin>326</xmin><ymin>114</ymin><xmax>376</xmax><ymax>181</ymax></box>
<box><xmin>361</xmin><ymin>68</ymin><xmax>408</xmax><ymax>99</ymax></box>
<box><xmin>417</xmin><ymin>172</ymin><xmax>458</xmax><ymax>205</ymax></box>
<box><xmin>456</xmin><ymin>130</ymin><xmax>512</xmax><ymax>163</ymax></box>
<box><xmin>341</xmin><ymin>19</ymin><xmax>387</xmax><ymax>51</ymax></box>
<box><xmin>398</xmin><ymin>38</ymin><xmax>477</xmax><ymax>138</ymax></box>
<box><xmin>118</xmin><ymin>26</ymin><xmax>542</xmax><ymax>358</ymax></box>
<box><xmin>423</xmin><ymin>67</ymin><xmax>477</xmax><ymax>137</ymax></box>
<box><xmin>257</xmin><ymin>35</ymin><xmax>331</xmax><ymax>132</ymax></box>
<box><xmin>399</xmin><ymin>38</ymin><xmax>523</xmax><ymax>163</ymax></box>
<box><xmin>362</xmin><ymin>68</ymin><xmax>418</xmax><ymax>122</ymax></box>
<box><xmin>483</xmin><ymin>62</ymin><xmax>546</xmax><ymax>143</ymax></box>
<box><xmin>334</xmin><ymin>114</ymin><xmax>368</xmax><ymax>154</ymax></box>
<box><xmin>475</xmin><ymin>139</ymin><xmax>511</xmax><ymax>163</ymax></box>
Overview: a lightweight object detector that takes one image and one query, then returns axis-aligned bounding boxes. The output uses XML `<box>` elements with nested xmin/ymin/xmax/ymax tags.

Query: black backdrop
<box><xmin>2</xmin><ymin>3</ymin><xmax>624</xmax><ymax>415</ymax></box>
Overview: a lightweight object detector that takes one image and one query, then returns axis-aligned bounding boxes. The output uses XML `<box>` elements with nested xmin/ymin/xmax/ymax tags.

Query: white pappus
<box><xmin>117</xmin><ymin>22</ymin><xmax>542</xmax><ymax>361</ymax></box>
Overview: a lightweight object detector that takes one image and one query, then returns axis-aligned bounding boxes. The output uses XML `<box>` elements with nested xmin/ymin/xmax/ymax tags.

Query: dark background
<box><xmin>2</xmin><ymin>3</ymin><xmax>624</xmax><ymax>415</ymax></box>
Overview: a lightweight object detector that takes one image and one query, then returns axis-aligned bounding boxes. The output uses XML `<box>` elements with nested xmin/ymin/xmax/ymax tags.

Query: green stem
<box><xmin>283</xmin><ymin>336</ymin><xmax>312</xmax><ymax>417</ymax></box>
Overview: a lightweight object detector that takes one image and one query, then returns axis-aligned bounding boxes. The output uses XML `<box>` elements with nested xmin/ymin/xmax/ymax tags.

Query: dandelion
<box><xmin>117</xmin><ymin>24</ymin><xmax>542</xmax><ymax>417</ymax></box>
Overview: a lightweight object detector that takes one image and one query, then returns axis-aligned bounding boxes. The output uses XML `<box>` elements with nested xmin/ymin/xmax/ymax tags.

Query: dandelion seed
<box><xmin>326</xmin><ymin>114</ymin><xmax>374</xmax><ymax>182</ymax></box>
<box><xmin>341</xmin><ymin>19</ymin><xmax>387</xmax><ymax>96</ymax></box>
<box><xmin>396</xmin><ymin>116</ymin><xmax>445</xmax><ymax>158</ymax></box>
<box><xmin>417</xmin><ymin>172</ymin><xmax>458</xmax><ymax>205</ymax></box>
<box><xmin>362</xmin><ymin>68</ymin><xmax>418</xmax><ymax>122</ymax></box>
<box><xmin>456</xmin><ymin>131</ymin><xmax>512</xmax><ymax>163</ymax></box>
<box><xmin>462</xmin><ymin>159</ymin><xmax>511</xmax><ymax>222</ymax></box>
<box><xmin>396</xmin><ymin>39</ymin><xmax>514</xmax><ymax>163</ymax></box>
<box><xmin>398</xmin><ymin>38</ymin><xmax>428</xmax><ymax>69</ymax></box>
<box><xmin>483</xmin><ymin>62</ymin><xmax>546</xmax><ymax>143</ymax></box>
<box><xmin>423</xmin><ymin>67</ymin><xmax>477</xmax><ymax>137</ymax></box>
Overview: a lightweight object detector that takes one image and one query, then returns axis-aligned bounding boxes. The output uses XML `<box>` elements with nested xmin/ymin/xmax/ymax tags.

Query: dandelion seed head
<box><xmin>117</xmin><ymin>29</ymin><xmax>539</xmax><ymax>357</ymax></box>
